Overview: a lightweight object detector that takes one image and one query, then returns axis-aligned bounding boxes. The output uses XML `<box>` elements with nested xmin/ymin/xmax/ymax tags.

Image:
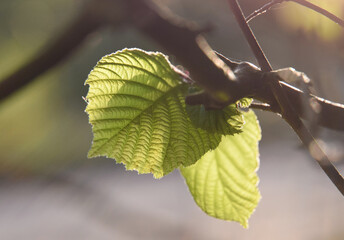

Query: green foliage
<box><xmin>180</xmin><ymin>110</ymin><xmax>261</xmax><ymax>228</ymax></box>
<box><xmin>85</xmin><ymin>48</ymin><xmax>261</xmax><ymax>226</ymax></box>
<box><xmin>85</xmin><ymin>49</ymin><xmax>243</xmax><ymax>178</ymax></box>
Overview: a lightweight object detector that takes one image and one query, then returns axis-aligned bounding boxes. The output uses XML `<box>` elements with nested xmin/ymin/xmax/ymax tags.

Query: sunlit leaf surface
<box><xmin>85</xmin><ymin>49</ymin><xmax>243</xmax><ymax>178</ymax></box>
<box><xmin>181</xmin><ymin>111</ymin><xmax>261</xmax><ymax>228</ymax></box>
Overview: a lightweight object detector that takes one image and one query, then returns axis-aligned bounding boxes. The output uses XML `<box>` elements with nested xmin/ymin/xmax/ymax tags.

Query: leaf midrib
<box><xmin>89</xmin><ymin>83</ymin><xmax>187</xmax><ymax>156</ymax></box>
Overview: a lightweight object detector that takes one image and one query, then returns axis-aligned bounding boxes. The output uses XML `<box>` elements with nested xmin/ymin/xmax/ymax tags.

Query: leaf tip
<box><xmin>87</xmin><ymin>146</ymin><xmax>99</xmax><ymax>159</ymax></box>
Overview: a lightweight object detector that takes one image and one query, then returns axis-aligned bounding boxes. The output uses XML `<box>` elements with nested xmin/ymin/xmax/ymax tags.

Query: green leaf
<box><xmin>180</xmin><ymin>110</ymin><xmax>261</xmax><ymax>228</ymax></box>
<box><xmin>85</xmin><ymin>48</ymin><xmax>243</xmax><ymax>178</ymax></box>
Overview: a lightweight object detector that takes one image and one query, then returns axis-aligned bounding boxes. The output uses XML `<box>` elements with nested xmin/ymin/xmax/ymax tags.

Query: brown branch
<box><xmin>228</xmin><ymin>0</ymin><xmax>344</xmax><ymax>195</ymax></box>
<box><xmin>280</xmin><ymin>82</ymin><xmax>344</xmax><ymax>131</ymax></box>
<box><xmin>218</xmin><ymin>56</ymin><xmax>344</xmax><ymax>131</ymax></box>
<box><xmin>268</xmin><ymin>73</ymin><xmax>344</xmax><ymax>195</ymax></box>
<box><xmin>244</xmin><ymin>0</ymin><xmax>344</xmax><ymax>132</ymax></box>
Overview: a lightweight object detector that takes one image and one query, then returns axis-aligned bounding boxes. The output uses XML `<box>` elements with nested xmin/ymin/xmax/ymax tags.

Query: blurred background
<box><xmin>0</xmin><ymin>0</ymin><xmax>343</xmax><ymax>239</ymax></box>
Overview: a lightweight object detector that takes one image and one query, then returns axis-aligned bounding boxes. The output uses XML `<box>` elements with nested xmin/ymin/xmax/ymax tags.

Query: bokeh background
<box><xmin>0</xmin><ymin>0</ymin><xmax>344</xmax><ymax>239</ymax></box>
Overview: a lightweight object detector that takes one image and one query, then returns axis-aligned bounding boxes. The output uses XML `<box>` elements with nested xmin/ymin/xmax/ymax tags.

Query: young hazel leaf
<box><xmin>85</xmin><ymin>48</ymin><xmax>244</xmax><ymax>178</ymax></box>
<box><xmin>180</xmin><ymin>110</ymin><xmax>261</xmax><ymax>228</ymax></box>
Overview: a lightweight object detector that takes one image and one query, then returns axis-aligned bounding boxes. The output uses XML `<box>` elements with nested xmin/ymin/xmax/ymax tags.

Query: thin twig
<box><xmin>228</xmin><ymin>0</ymin><xmax>344</xmax><ymax>195</ymax></box>
<box><xmin>246</xmin><ymin>0</ymin><xmax>283</xmax><ymax>23</ymax></box>
<box><xmin>279</xmin><ymin>82</ymin><xmax>344</xmax><ymax>131</ymax></box>
<box><xmin>270</xmin><ymin>73</ymin><xmax>344</xmax><ymax>196</ymax></box>
<box><xmin>228</xmin><ymin>0</ymin><xmax>272</xmax><ymax>72</ymax></box>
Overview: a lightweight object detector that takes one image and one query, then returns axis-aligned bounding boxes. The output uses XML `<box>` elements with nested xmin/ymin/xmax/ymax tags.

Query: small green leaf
<box><xmin>85</xmin><ymin>48</ymin><xmax>243</xmax><ymax>178</ymax></box>
<box><xmin>180</xmin><ymin>110</ymin><xmax>261</xmax><ymax>228</ymax></box>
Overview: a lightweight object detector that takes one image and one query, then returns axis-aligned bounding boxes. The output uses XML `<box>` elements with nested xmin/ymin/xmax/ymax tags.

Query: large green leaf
<box><xmin>85</xmin><ymin>49</ymin><xmax>243</xmax><ymax>178</ymax></box>
<box><xmin>180</xmin><ymin>110</ymin><xmax>261</xmax><ymax>228</ymax></box>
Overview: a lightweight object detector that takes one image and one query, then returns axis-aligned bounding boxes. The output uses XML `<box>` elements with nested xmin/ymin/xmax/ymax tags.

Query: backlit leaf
<box><xmin>180</xmin><ymin>110</ymin><xmax>261</xmax><ymax>228</ymax></box>
<box><xmin>85</xmin><ymin>48</ymin><xmax>243</xmax><ymax>178</ymax></box>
